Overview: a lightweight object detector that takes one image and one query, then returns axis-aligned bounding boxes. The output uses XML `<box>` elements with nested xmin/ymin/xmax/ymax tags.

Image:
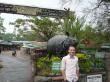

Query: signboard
<box><xmin>52</xmin><ymin>61</ymin><xmax>61</xmax><ymax>74</ymax></box>
<box><xmin>87</xmin><ymin>74</ymin><xmax>102</xmax><ymax>82</ymax></box>
<box><xmin>0</xmin><ymin>3</ymin><xmax>66</xmax><ymax>18</ymax></box>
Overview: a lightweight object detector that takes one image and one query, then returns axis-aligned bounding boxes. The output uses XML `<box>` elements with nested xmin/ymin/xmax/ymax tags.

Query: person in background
<box><xmin>12</xmin><ymin>47</ymin><xmax>16</xmax><ymax>56</ymax></box>
<box><xmin>0</xmin><ymin>47</ymin><xmax>1</xmax><ymax>54</ymax></box>
<box><xmin>60</xmin><ymin>45</ymin><xmax>79</xmax><ymax>82</ymax></box>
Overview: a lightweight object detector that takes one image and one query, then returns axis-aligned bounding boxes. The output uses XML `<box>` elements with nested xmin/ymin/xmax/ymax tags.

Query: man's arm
<box><xmin>76</xmin><ymin>60</ymin><xmax>80</xmax><ymax>79</ymax></box>
<box><xmin>76</xmin><ymin>69</ymin><xmax>79</xmax><ymax>79</ymax></box>
<box><xmin>61</xmin><ymin>69</ymin><xmax>66</xmax><ymax>81</ymax></box>
<box><xmin>60</xmin><ymin>58</ymin><xmax>66</xmax><ymax>81</ymax></box>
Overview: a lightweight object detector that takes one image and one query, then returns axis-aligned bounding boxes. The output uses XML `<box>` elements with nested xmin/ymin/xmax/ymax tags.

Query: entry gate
<box><xmin>0</xmin><ymin>3</ymin><xmax>66</xmax><ymax>18</ymax></box>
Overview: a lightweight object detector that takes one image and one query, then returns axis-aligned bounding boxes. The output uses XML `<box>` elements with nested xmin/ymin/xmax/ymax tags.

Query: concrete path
<box><xmin>0</xmin><ymin>54</ymin><xmax>32</xmax><ymax>82</ymax></box>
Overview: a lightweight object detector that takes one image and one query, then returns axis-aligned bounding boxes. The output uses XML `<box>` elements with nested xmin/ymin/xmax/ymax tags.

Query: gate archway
<box><xmin>0</xmin><ymin>3</ymin><xmax>66</xmax><ymax>18</ymax></box>
<box><xmin>0</xmin><ymin>2</ymin><xmax>69</xmax><ymax>82</ymax></box>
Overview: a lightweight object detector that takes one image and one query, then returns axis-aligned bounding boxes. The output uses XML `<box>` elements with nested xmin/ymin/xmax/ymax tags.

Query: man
<box><xmin>60</xmin><ymin>46</ymin><xmax>79</xmax><ymax>82</ymax></box>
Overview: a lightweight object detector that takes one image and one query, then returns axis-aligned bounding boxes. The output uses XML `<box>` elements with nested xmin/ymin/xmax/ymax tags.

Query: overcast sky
<box><xmin>0</xmin><ymin>0</ymin><xmax>96</xmax><ymax>33</ymax></box>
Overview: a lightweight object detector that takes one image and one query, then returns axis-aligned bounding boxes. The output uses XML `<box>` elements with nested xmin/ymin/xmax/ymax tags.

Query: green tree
<box><xmin>83</xmin><ymin>0</ymin><xmax>110</xmax><ymax>41</ymax></box>
<box><xmin>2</xmin><ymin>33</ymin><xmax>15</xmax><ymax>41</ymax></box>
<box><xmin>28</xmin><ymin>17</ymin><xmax>61</xmax><ymax>41</ymax></box>
<box><xmin>10</xmin><ymin>17</ymin><xmax>60</xmax><ymax>41</ymax></box>
<box><xmin>62</xmin><ymin>10</ymin><xmax>85</xmax><ymax>40</ymax></box>
<box><xmin>0</xmin><ymin>16</ymin><xmax>5</xmax><ymax>39</ymax></box>
<box><xmin>21</xmin><ymin>30</ymin><xmax>37</xmax><ymax>41</ymax></box>
<box><xmin>62</xmin><ymin>10</ymin><xmax>108</xmax><ymax>44</ymax></box>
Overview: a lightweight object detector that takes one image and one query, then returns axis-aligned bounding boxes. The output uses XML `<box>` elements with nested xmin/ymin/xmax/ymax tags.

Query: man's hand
<box><xmin>64</xmin><ymin>77</ymin><xmax>67</xmax><ymax>81</ymax></box>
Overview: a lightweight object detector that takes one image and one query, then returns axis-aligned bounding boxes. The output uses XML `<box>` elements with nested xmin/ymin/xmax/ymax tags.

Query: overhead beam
<box><xmin>0</xmin><ymin>3</ymin><xmax>66</xmax><ymax>18</ymax></box>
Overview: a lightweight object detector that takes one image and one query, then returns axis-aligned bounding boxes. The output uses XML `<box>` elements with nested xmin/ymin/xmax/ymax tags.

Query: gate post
<box><xmin>105</xmin><ymin>52</ymin><xmax>110</xmax><ymax>82</ymax></box>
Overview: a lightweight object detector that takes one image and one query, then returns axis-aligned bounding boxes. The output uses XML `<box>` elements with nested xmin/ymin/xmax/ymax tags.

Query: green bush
<box><xmin>76</xmin><ymin>53</ymin><xmax>88</xmax><ymax>59</ymax></box>
<box><xmin>36</xmin><ymin>56</ymin><xmax>51</xmax><ymax>76</ymax></box>
<box><xmin>36</xmin><ymin>56</ymin><xmax>61</xmax><ymax>76</ymax></box>
<box><xmin>94</xmin><ymin>58</ymin><xmax>105</xmax><ymax>69</ymax></box>
<box><xmin>51</xmin><ymin>56</ymin><xmax>61</xmax><ymax>62</ymax></box>
<box><xmin>36</xmin><ymin>53</ymin><xmax>96</xmax><ymax>75</ymax></box>
<box><xmin>76</xmin><ymin>53</ymin><xmax>93</xmax><ymax>73</ymax></box>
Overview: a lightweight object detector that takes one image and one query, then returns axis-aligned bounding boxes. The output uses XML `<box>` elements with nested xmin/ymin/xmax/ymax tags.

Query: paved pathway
<box><xmin>0</xmin><ymin>54</ymin><xmax>32</xmax><ymax>82</ymax></box>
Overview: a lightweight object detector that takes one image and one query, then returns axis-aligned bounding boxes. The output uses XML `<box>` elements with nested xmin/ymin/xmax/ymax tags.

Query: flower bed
<box><xmin>35</xmin><ymin>53</ymin><xmax>105</xmax><ymax>76</ymax></box>
<box><xmin>35</xmin><ymin>56</ymin><xmax>61</xmax><ymax>76</ymax></box>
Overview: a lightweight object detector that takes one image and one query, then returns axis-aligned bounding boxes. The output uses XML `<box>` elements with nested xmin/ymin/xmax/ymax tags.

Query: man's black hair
<box><xmin>67</xmin><ymin>45</ymin><xmax>76</xmax><ymax>50</ymax></box>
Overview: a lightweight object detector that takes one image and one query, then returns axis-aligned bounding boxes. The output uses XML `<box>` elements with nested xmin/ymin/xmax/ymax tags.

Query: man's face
<box><xmin>68</xmin><ymin>46</ymin><xmax>76</xmax><ymax>56</ymax></box>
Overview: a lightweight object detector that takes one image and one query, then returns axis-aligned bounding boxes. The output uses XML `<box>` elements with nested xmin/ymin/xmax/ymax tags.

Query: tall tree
<box><xmin>82</xmin><ymin>0</ymin><xmax>110</xmax><ymax>34</ymax></box>
<box><xmin>2</xmin><ymin>33</ymin><xmax>15</xmax><ymax>41</ymax></box>
<box><xmin>10</xmin><ymin>17</ymin><xmax>61</xmax><ymax>41</ymax></box>
<box><xmin>62</xmin><ymin>10</ymin><xmax>85</xmax><ymax>40</ymax></box>
<box><xmin>0</xmin><ymin>16</ymin><xmax>5</xmax><ymax>39</ymax></box>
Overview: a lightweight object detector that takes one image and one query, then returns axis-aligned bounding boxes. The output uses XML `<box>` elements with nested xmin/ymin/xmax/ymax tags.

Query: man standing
<box><xmin>61</xmin><ymin>46</ymin><xmax>79</xmax><ymax>82</ymax></box>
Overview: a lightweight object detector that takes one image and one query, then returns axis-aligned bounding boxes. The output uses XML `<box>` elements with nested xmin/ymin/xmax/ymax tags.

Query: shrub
<box><xmin>51</xmin><ymin>56</ymin><xmax>61</xmax><ymax>62</ymax></box>
<box><xmin>36</xmin><ymin>56</ymin><xmax>61</xmax><ymax>76</ymax></box>
<box><xmin>76</xmin><ymin>53</ymin><xmax>93</xmax><ymax>73</ymax></box>
<box><xmin>36</xmin><ymin>56</ymin><xmax>52</xmax><ymax>76</ymax></box>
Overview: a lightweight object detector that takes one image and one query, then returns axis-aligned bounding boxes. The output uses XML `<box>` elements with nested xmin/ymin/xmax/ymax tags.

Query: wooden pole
<box><xmin>105</xmin><ymin>52</ymin><xmax>110</xmax><ymax>82</ymax></box>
